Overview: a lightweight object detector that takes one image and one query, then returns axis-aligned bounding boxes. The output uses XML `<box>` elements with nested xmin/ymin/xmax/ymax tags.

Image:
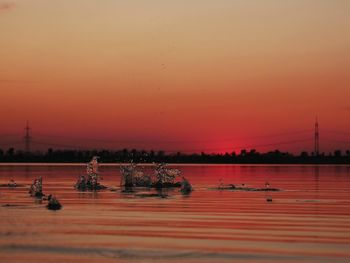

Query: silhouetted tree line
<box><xmin>1</xmin><ymin>148</ymin><xmax>350</xmax><ymax>164</ymax></box>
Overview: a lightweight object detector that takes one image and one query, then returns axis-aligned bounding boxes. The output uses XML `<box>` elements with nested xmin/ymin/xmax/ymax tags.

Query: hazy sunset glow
<box><xmin>1</xmin><ymin>0</ymin><xmax>350</xmax><ymax>153</ymax></box>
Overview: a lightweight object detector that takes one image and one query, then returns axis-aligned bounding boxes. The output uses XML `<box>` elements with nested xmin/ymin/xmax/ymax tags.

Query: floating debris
<box><xmin>46</xmin><ymin>195</ymin><xmax>62</xmax><ymax>210</ymax></box>
<box><xmin>213</xmin><ymin>181</ymin><xmax>280</xmax><ymax>192</ymax></box>
<box><xmin>218</xmin><ymin>184</ymin><xmax>236</xmax><ymax>190</ymax></box>
<box><xmin>29</xmin><ymin>177</ymin><xmax>44</xmax><ymax>198</ymax></box>
<box><xmin>7</xmin><ymin>179</ymin><xmax>16</xmax><ymax>187</ymax></box>
<box><xmin>0</xmin><ymin>179</ymin><xmax>25</xmax><ymax>188</ymax></box>
<box><xmin>2</xmin><ymin>204</ymin><xmax>25</xmax><ymax>207</ymax></box>
<box><xmin>215</xmin><ymin>186</ymin><xmax>280</xmax><ymax>192</ymax></box>
<box><xmin>75</xmin><ymin>156</ymin><xmax>107</xmax><ymax>191</ymax></box>
<box><xmin>296</xmin><ymin>199</ymin><xmax>321</xmax><ymax>203</ymax></box>
<box><xmin>253</xmin><ymin>188</ymin><xmax>280</xmax><ymax>192</ymax></box>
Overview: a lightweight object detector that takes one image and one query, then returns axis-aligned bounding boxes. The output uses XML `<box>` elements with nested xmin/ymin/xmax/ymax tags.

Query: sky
<box><xmin>0</xmin><ymin>0</ymin><xmax>350</xmax><ymax>154</ymax></box>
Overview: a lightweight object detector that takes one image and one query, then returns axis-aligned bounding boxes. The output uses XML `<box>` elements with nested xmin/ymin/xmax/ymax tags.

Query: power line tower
<box><xmin>24</xmin><ymin>121</ymin><xmax>31</xmax><ymax>153</ymax></box>
<box><xmin>314</xmin><ymin>117</ymin><xmax>319</xmax><ymax>156</ymax></box>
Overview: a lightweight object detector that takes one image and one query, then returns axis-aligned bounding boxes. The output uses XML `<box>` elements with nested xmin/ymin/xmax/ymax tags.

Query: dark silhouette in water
<box><xmin>46</xmin><ymin>195</ymin><xmax>62</xmax><ymax>210</ymax></box>
<box><xmin>153</xmin><ymin>163</ymin><xmax>182</xmax><ymax>189</ymax></box>
<box><xmin>75</xmin><ymin>156</ymin><xmax>107</xmax><ymax>191</ymax></box>
<box><xmin>27</xmin><ymin>178</ymin><xmax>63</xmax><ymax>209</ymax></box>
<box><xmin>214</xmin><ymin>180</ymin><xmax>280</xmax><ymax>192</ymax></box>
<box><xmin>119</xmin><ymin>162</ymin><xmax>186</xmax><ymax>197</ymax></box>
<box><xmin>0</xmin><ymin>179</ymin><xmax>25</xmax><ymax>188</ymax></box>
<box><xmin>1</xmin><ymin>147</ymin><xmax>350</xmax><ymax>164</ymax></box>
<box><xmin>120</xmin><ymin>162</ymin><xmax>138</xmax><ymax>188</ymax></box>
<box><xmin>120</xmin><ymin>163</ymin><xmax>184</xmax><ymax>192</ymax></box>
<box><xmin>180</xmin><ymin>176</ymin><xmax>193</xmax><ymax>194</ymax></box>
<box><xmin>29</xmin><ymin>177</ymin><xmax>44</xmax><ymax>198</ymax></box>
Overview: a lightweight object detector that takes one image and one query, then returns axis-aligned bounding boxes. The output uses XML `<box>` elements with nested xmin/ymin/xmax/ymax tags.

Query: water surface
<box><xmin>0</xmin><ymin>164</ymin><xmax>350</xmax><ymax>262</ymax></box>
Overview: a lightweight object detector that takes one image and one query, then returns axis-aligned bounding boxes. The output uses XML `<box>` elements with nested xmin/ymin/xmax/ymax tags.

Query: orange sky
<box><xmin>0</xmin><ymin>0</ymin><xmax>350</xmax><ymax>153</ymax></box>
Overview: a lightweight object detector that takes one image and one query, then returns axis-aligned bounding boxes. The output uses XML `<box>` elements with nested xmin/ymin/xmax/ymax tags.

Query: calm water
<box><xmin>0</xmin><ymin>164</ymin><xmax>350</xmax><ymax>263</ymax></box>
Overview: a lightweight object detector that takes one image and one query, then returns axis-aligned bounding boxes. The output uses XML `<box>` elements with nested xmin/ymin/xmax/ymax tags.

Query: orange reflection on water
<box><xmin>0</xmin><ymin>164</ymin><xmax>350</xmax><ymax>263</ymax></box>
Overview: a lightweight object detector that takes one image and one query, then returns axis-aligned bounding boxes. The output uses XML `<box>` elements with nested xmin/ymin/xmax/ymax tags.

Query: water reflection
<box><xmin>1</xmin><ymin>164</ymin><xmax>350</xmax><ymax>263</ymax></box>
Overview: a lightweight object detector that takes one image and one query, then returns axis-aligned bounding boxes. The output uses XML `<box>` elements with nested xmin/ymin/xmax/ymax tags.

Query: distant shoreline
<box><xmin>1</xmin><ymin>148</ymin><xmax>350</xmax><ymax>164</ymax></box>
<box><xmin>0</xmin><ymin>162</ymin><xmax>350</xmax><ymax>166</ymax></box>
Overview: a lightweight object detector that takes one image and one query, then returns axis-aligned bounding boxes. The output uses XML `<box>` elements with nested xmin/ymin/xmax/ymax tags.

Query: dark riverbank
<box><xmin>1</xmin><ymin>148</ymin><xmax>350</xmax><ymax>164</ymax></box>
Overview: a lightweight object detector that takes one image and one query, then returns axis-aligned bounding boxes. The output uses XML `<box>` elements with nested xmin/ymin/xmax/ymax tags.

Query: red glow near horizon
<box><xmin>0</xmin><ymin>1</ymin><xmax>350</xmax><ymax>153</ymax></box>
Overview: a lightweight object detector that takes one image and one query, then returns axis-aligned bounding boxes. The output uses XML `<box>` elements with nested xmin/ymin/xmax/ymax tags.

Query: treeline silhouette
<box><xmin>1</xmin><ymin>148</ymin><xmax>350</xmax><ymax>164</ymax></box>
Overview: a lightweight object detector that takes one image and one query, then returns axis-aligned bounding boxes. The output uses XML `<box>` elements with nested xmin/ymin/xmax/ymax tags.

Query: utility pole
<box><xmin>24</xmin><ymin>121</ymin><xmax>31</xmax><ymax>153</ymax></box>
<box><xmin>314</xmin><ymin>117</ymin><xmax>319</xmax><ymax>156</ymax></box>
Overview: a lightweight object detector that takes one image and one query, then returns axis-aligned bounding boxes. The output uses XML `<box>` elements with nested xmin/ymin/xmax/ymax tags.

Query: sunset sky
<box><xmin>1</xmin><ymin>0</ymin><xmax>350</xmax><ymax>153</ymax></box>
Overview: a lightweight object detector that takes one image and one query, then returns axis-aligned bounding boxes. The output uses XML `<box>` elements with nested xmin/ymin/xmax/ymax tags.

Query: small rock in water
<box><xmin>47</xmin><ymin>195</ymin><xmax>62</xmax><ymax>210</ymax></box>
<box><xmin>8</xmin><ymin>179</ymin><xmax>17</xmax><ymax>187</ymax></box>
<box><xmin>75</xmin><ymin>175</ymin><xmax>87</xmax><ymax>191</ymax></box>
<box><xmin>180</xmin><ymin>177</ymin><xmax>193</xmax><ymax>194</ymax></box>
